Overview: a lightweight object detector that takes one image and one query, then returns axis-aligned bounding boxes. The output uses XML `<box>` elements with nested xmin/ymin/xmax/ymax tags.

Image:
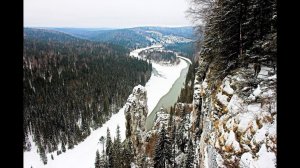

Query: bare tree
<box><xmin>99</xmin><ymin>136</ymin><xmax>106</xmax><ymax>154</ymax></box>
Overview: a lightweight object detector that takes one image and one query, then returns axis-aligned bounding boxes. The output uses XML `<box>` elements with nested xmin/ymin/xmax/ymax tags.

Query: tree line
<box><xmin>164</xmin><ymin>42</ymin><xmax>197</xmax><ymax>62</ymax></box>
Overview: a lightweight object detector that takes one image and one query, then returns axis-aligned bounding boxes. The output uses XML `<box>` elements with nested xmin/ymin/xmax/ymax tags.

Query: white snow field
<box><xmin>24</xmin><ymin>45</ymin><xmax>189</xmax><ymax>168</ymax></box>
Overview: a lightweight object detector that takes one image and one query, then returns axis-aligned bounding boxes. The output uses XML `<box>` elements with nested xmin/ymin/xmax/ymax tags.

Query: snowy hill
<box><xmin>44</xmin><ymin>26</ymin><xmax>196</xmax><ymax>49</ymax></box>
<box><xmin>142</xmin><ymin>30</ymin><xmax>193</xmax><ymax>45</ymax></box>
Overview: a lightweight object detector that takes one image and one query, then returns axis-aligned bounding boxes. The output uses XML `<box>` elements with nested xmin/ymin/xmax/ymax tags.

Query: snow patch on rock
<box><xmin>254</xmin><ymin>144</ymin><xmax>276</xmax><ymax>168</ymax></box>
<box><xmin>217</xmin><ymin>92</ymin><xmax>229</xmax><ymax>106</ymax></box>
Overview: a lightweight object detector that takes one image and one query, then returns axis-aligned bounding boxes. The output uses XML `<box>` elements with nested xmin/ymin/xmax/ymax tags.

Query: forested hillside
<box><xmin>48</xmin><ymin>28</ymin><xmax>152</xmax><ymax>49</ymax></box>
<box><xmin>48</xmin><ymin>27</ymin><xmax>197</xmax><ymax>51</ymax></box>
<box><xmin>88</xmin><ymin>29</ymin><xmax>151</xmax><ymax>49</ymax></box>
<box><xmin>23</xmin><ymin>28</ymin><xmax>152</xmax><ymax>164</ymax></box>
<box><xmin>133</xmin><ymin>26</ymin><xmax>196</xmax><ymax>39</ymax></box>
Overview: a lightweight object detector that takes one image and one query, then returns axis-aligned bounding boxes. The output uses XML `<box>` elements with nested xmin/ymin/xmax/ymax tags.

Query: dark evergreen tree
<box><xmin>103</xmin><ymin>96</ymin><xmax>110</xmax><ymax>116</ymax></box>
<box><xmin>39</xmin><ymin>144</ymin><xmax>47</xmax><ymax>165</ymax></box>
<box><xmin>57</xmin><ymin>150</ymin><xmax>62</xmax><ymax>156</ymax></box>
<box><xmin>177</xmin><ymin>110</ymin><xmax>188</xmax><ymax>153</ymax></box>
<box><xmin>181</xmin><ymin>104</ymin><xmax>186</xmax><ymax>119</ymax></box>
<box><xmin>168</xmin><ymin>107</ymin><xmax>174</xmax><ymax>128</ymax></box>
<box><xmin>177</xmin><ymin>127</ymin><xmax>186</xmax><ymax>153</ymax></box>
<box><xmin>122</xmin><ymin>140</ymin><xmax>133</xmax><ymax>168</ymax></box>
<box><xmin>106</xmin><ymin>128</ymin><xmax>112</xmax><ymax>156</ymax></box>
<box><xmin>67</xmin><ymin>136</ymin><xmax>74</xmax><ymax>149</ymax></box>
<box><xmin>61</xmin><ymin>141</ymin><xmax>66</xmax><ymax>153</ymax></box>
<box><xmin>115</xmin><ymin>125</ymin><xmax>121</xmax><ymax>146</ymax></box>
<box><xmin>106</xmin><ymin>128</ymin><xmax>113</xmax><ymax>168</ymax></box>
<box><xmin>170</xmin><ymin>125</ymin><xmax>177</xmax><ymax>167</ymax></box>
<box><xmin>153</xmin><ymin>126</ymin><xmax>172</xmax><ymax>168</ymax></box>
<box><xmin>113</xmin><ymin>125</ymin><xmax>122</xmax><ymax>168</ymax></box>
<box><xmin>95</xmin><ymin>150</ymin><xmax>101</xmax><ymax>168</ymax></box>
<box><xmin>185</xmin><ymin>140</ymin><xmax>194</xmax><ymax>168</ymax></box>
<box><xmin>108</xmin><ymin>149</ymin><xmax>114</xmax><ymax>168</ymax></box>
<box><xmin>99</xmin><ymin>154</ymin><xmax>106</xmax><ymax>168</ymax></box>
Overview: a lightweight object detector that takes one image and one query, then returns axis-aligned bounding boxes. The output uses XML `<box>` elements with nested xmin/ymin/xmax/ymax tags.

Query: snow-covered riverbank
<box><xmin>130</xmin><ymin>45</ymin><xmax>189</xmax><ymax>115</ymax></box>
<box><xmin>145</xmin><ymin>59</ymin><xmax>188</xmax><ymax>115</ymax></box>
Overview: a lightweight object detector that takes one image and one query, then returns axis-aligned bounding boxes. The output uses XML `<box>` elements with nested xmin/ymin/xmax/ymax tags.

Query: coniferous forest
<box><xmin>140</xmin><ymin>49</ymin><xmax>178</xmax><ymax>64</ymax></box>
<box><xmin>23</xmin><ymin>28</ymin><xmax>152</xmax><ymax>163</ymax></box>
<box><xmin>164</xmin><ymin>42</ymin><xmax>197</xmax><ymax>62</ymax></box>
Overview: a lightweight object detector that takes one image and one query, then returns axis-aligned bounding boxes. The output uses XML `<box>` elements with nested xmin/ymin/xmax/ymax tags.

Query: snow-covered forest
<box><xmin>24</xmin><ymin>0</ymin><xmax>276</xmax><ymax>167</ymax></box>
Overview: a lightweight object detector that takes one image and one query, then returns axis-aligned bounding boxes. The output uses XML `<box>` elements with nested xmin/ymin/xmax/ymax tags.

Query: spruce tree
<box><xmin>103</xmin><ymin>96</ymin><xmax>110</xmax><ymax>115</ymax></box>
<box><xmin>106</xmin><ymin>128</ymin><xmax>113</xmax><ymax>168</ymax></box>
<box><xmin>185</xmin><ymin>140</ymin><xmax>194</xmax><ymax>168</ymax></box>
<box><xmin>99</xmin><ymin>154</ymin><xmax>106</xmax><ymax>168</ymax></box>
<box><xmin>95</xmin><ymin>150</ymin><xmax>101</xmax><ymax>168</ymax></box>
<box><xmin>123</xmin><ymin>140</ymin><xmax>134</xmax><ymax>168</ymax></box>
<box><xmin>106</xmin><ymin>128</ymin><xmax>112</xmax><ymax>156</ymax></box>
<box><xmin>115</xmin><ymin>125</ymin><xmax>121</xmax><ymax>146</ymax></box>
<box><xmin>168</xmin><ymin>107</ymin><xmax>174</xmax><ymax>127</ymax></box>
<box><xmin>61</xmin><ymin>140</ymin><xmax>66</xmax><ymax>153</ymax></box>
<box><xmin>178</xmin><ymin>125</ymin><xmax>186</xmax><ymax>153</ymax></box>
<box><xmin>108</xmin><ymin>148</ymin><xmax>114</xmax><ymax>168</ymax></box>
<box><xmin>153</xmin><ymin>126</ymin><xmax>172</xmax><ymax>168</ymax></box>
<box><xmin>39</xmin><ymin>144</ymin><xmax>47</xmax><ymax>165</ymax></box>
<box><xmin>113</xmin><ymin>125</ymin><xmax>122</xmax><ymax>167</ymax></box>
<box><xmin>67</xmin><ymin>136</ymin><xmax>74</xmax><ymax>149</ymax></box>
<box><xmin>170</xmin><ymin>125</ymin><xmax>177</xmax><ymax>167</ymax></box>
<box><xmin>178</xmin><ymin>106</ymin><xmax>187</xmax><ymax>153</ymax></box>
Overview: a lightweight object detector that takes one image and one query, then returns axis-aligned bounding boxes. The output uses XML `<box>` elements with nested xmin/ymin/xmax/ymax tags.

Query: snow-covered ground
<box><xmin>24</xmin><ymin>45</ymin><xmax>189</xmax><ymax>168</ymax></box>
<box><xmin>24</xmin><ymin>105</ymin><xmax>127</xmax><ymax>168</ymax></box>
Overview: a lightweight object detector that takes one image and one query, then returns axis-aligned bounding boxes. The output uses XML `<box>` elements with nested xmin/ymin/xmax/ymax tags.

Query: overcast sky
<box><xmin>24</xmin><ymin>0</ymin><xmax>193</xmax><ymax>28</ymax></box>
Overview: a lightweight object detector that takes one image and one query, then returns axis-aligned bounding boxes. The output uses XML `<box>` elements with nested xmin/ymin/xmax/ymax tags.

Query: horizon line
<box><xmin>24</xmin><ymin>25</ymin><xmax>195</xmax><ymax>29</ymax></box>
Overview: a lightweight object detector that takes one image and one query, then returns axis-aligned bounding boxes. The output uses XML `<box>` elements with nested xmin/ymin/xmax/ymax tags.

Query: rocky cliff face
<box><xmin>124</xmin><ymin>85</ymin><xmax>148</xmax><ymax>158</ymax></box>
<box><xmin>192</xmin><ymin>62</ymin><xmax>277</xmax><ymax>167</ymax></box>
<box><xmin>123</xmin><ymin>59</ymin><xmax>276</xmax><ymax>168</ymax></box>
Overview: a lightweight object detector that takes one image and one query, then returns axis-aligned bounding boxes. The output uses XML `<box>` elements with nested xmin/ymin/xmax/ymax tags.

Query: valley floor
<box><xmin>23</xmin><ymin>45</ymin><xmax>188</xmax><ymax>168</ymax></box>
